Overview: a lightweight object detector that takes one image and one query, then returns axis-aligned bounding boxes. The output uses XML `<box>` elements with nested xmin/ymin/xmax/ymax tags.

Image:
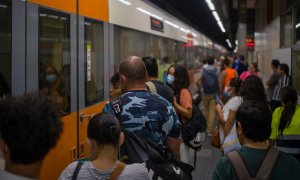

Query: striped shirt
<box><xmin>271</xmin><ymin>75</ymin><xmax>290</xmax><ymax>101</ymax></box>
<box><xmin>59</xmin><ymin>161</ymin><xmax>150</xmax><ymax>180</ymax></box>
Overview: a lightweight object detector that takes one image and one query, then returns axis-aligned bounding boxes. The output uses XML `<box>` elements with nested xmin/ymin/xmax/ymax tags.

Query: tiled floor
<box><xmin>192</xmin><ymin>137</ymin><xmax>222</xmax><ymax>180</ymax></box>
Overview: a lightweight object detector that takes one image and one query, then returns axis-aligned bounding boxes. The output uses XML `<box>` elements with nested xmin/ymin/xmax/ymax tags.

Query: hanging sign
<box><xmin>150</xmin><ymin>17</ymin><xmax>164</xmax><ymax>32</ymax></box>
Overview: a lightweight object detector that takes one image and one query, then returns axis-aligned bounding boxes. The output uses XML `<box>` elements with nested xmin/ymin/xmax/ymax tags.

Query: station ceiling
<box><xmin>148</xmin><ymin>0</ymin><xmax>240</xmax><ymax>50</ymax></box>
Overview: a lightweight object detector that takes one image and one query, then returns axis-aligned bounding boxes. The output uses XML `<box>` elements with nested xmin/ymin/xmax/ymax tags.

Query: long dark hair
<box><xmin>229</xmin><ymin>77</ymin><xmax>242</xmax><ymax>95</ymax></box>
<box><xmin>168</xmin><ymin>64</ymin><xmax>190</xmax><ymax>95</ymax></box>
<box><xmin>279</xmin><ymin>86</ymin><xmax>298</xmax><ymax>134</ymax></box>
<box><xmin>239</xmin><ymin>75</ymin><xmax>267</xmax><ymax>102</ymax></box>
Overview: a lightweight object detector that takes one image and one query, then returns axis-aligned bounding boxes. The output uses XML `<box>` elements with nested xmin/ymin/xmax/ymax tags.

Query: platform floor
<box><xmin>192</xmin><ymin>136</ymin><xmax>222</xmax><ymax>180</ymax></box>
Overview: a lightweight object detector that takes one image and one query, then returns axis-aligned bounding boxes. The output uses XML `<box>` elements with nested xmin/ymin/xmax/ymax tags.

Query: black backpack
<box><xmin>110</xmin><ymin>98</ymin><xmax>193</xmax><ymax>180</ymax></box>
<box><xmin>176</xmin><ymin>90</ymin><xmax>206</xmax><ymax>151</ymax></box>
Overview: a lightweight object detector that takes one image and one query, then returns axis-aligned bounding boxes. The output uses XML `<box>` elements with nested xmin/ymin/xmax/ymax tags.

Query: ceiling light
<box><xmin>217</xmin><ymin>21</ymin><xmax>226</xmax><ymax>33</ymax></box>
<box><xmin>150</xmin><ymin>14</ymin><xmax>163</xmax><ymax>20</ymax></box>
<box><xmin>0</xmin><ymin>4</ymin><xmax>7</xmax><ymax>8</ymax></box>
<box><xmin>205</xmin><ymin>0</ymin><xmax>215</xmax><ymax>11</ymax></box>
<box><xmin>180</xmin><ymin>28</ymin><xmax>187</xmax><ymax>32</ymax></box>
<box><xmin>118</xmin><ymin>0</ymin><xmax>131</xmax><ymax>6</ymax></box>
<box><xmin>235</xmin><ymin>40</ymin><xmax>238</xmax><ymax>45</ymax></box>
<box><xmin>48</xmin><ymin>15</ymin><xmax>59</xmax><ymax>19</ymax></box>
<box><xmin>212</xmin><ymin>11</ymin><xmax>220</xmax><ymax>22</ymax></box>
<box><xmin>136</xmin><ymin>7</ymin><xmax>163</xmax><ymax>20</ymax></box>
<box><xmin>296</xmin><ymin>23</ymin><xmax>300</xmax><ymax>29</ymax></box>
<box><xmin>137</xmin><ymin>7</ymin><xmax>150</xmax><ymax>15</ymax></box>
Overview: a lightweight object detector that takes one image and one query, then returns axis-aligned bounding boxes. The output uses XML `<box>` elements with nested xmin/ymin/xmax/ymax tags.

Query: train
<box><xmin>0</xmin><ymin>0</ymin><xmax>226</xmax><ymax>179</ymax></box>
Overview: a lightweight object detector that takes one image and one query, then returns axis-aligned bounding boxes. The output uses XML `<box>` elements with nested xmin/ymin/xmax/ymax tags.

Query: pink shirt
<box><xmin>240</xmin><ymin>71</ymin><xmax>258</xmax><ymax>81</ymax></box>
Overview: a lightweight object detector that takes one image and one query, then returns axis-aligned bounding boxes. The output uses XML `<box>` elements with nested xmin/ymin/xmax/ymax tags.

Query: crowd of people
<box><xmin>0</xmin><ymin>54</ymin><xmax>299</xmax><ymax>180</ymax></box>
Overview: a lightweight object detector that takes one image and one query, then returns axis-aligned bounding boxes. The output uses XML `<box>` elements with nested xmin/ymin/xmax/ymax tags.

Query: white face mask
<box><xmin>167</xmin><ymin>75</ymin><xmax>175</xmax><ymax>85</ymax></box>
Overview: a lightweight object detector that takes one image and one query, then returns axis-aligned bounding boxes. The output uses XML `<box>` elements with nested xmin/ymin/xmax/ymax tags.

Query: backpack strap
<box><xmin>226</xmin><ymin>151</ymin><xmax>251</xmax><ymax>180</ymax></box>
<box><xmin>146</xmin><ymin>81</ymin><xmax>157</xmax><ymax>94</ymax></box>
<box><xmin>255</xmin><ymin>147</ymin><xmax>280</xmax><ymax>179</ymax></box>
<box><xmin>110</xmin><ymin>162</ymin><xmax>126</xmax><ymax>180</ymax></box>
<box><xmin>71</xmin><ymin>161</ymin><xmax>83</xmax><ymax>180</ymax></box>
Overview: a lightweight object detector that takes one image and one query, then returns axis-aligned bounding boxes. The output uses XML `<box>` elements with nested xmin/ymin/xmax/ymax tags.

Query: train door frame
<box><xmin>292</xmin><ymin>44</ymin><xmax>300</xmax><ymax>92</ymax></box>
<box><xmin>26</xmin><ymin>4</ymin><xmax>79</xmax><ymax>179</ymax></box>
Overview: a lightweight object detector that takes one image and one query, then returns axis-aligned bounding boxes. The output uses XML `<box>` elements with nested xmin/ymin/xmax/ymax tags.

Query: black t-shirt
<box><xmin>146</xmin><ymin>80</ymin><xmax>174</xmax><ymax>105</ymax></box>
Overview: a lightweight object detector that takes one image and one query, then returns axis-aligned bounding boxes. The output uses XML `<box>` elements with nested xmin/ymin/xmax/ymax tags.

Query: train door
<box><xmin>22</xmin><ymin>1</ymin><xmax>109</xmax><ymax>179</ymax></box>
<box><xmin>34</xmin><ymin>6</ymin><xmax>78</xmax><ymax>179</ymax></box>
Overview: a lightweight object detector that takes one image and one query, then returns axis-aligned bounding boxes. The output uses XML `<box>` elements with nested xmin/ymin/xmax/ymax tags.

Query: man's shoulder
<box><xmin>121</xmin><ymin>91</ymin><xmax>171</xmax><ymax>108</ymax></box>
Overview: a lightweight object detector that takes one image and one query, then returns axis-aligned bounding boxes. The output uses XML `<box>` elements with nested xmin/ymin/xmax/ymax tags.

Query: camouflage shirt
<box><xmin>102</xmin><ymin>90</ymin><xmax>181</xmax><ymax>146</ymax></box>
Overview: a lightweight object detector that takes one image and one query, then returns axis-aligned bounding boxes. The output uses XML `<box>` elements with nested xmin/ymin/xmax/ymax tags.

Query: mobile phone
<box><xmin>213</xmin><ymin>95</ymin><xmax>223</xmax><ymax>106</ymax></box>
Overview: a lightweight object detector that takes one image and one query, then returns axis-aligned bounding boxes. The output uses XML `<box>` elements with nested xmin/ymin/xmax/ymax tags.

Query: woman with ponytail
<box><xmin>270</xmin><ymin>86</ymin><xmax>300</xmax><ymax>161</ymax></box>
<box><xmin>60</xmin><ymin>113</ymin><xmax>150</xmax><ymax>179</ymax></box>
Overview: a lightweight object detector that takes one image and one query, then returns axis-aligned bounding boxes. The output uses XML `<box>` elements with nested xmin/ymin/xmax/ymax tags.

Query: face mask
<box><xmin>167</xmin><ymin>75</ymin><xmax>175</xmax><ymax>85</ymax></box>
<box><xmin>45</xmin><ymin>74</ymin><xmax>56</xmax><ymax>83</ymax></box>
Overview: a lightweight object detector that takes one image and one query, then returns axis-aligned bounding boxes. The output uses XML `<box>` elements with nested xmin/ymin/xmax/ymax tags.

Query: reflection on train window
<box><xmin>176</xmin><ymin>41</ymin><xmax>185</xmax><ymax>64</ymax></box>
<box><xmin>295</xmin><ymin>6</ymin><xmax>300</xmax><ymax>44</ymax></box>
<box><xmin>84</xmin><ymin>19</ymin><xmax>104</xmax><ymax>106</ymax></box>
<box><xmin>0</xmin><ymin>0</ymin><xmax>11</xmax><ymax>98</ymax></box>
<box><xmin>39</xmin><ymin>8</ymin><xmax>70</xmax><ymax>114</ymax></box>
<box><xmin>283</xmin><ymin>11</ymin><xmax>292</xmax><ymax>47</ymax></box>
<box><xmin>294</xmin><ymin>51</ymin><xmax>300</xmax><ymax>92</ymax></box>
<box><xmin>121</xmin><ymin>29</ymin><xmax>145</xmax><ymax>60</ymax></box>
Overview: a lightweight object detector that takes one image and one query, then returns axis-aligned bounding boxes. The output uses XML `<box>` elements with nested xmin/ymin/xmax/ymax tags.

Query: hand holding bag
<box><xmin>210</xmin><ymin>126</ymin><xmax>220</xmax><ymax>148</ymax></box>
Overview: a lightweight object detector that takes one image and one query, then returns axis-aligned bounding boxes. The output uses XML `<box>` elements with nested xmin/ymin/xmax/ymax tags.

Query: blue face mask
<box><xmin>167</xmin><ymin>75</ymin><xmax>175</xmax><ymax>85</ymax></box>
<box><xmin>45</xmin><ymin>74</ymin><xmax>56</xmax><ymax>83</ymax></box>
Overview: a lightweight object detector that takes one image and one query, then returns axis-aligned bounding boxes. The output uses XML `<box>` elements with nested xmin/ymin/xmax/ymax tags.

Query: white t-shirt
<box><xmin>219</xmin><ymin>96</ymin><xmax>243</xmax><ymax>144</ymax></box>
<box><xmin>59</xmin><ymin>161</ymin><xmax>150</xmax><ymax>180</ymax></box>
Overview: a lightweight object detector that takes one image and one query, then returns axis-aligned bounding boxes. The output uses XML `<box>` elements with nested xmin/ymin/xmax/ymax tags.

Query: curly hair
<box><xmin>0</xmin><ymin>93</ymin><xmax>63</xmax><ymax>164</ymax></box>
<box><xmin>88</xmin><ymin>113</ymin><xmax>121</xmax><ymax>147</ymax></box>
<box><xmin>279</xmin><ymin>86</ymin><xmax>298</xmax><ymax>134</ymax></box>
<box><xmin>168</xmin><ymin>64</ymin><xmax>190</xmax><ymax>95</ymax></box>
<box><xmin>239</xmin><ymin>75</ymin><xmax>267</xmax><ymax>102</ymax></box>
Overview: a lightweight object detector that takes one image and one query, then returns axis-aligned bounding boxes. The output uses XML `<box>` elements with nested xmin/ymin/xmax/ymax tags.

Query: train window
<box><xmin>294</xmin><ymin>50</ymin><xmax>300</xmax><ymax>92</ymax></box>
<box><xmin>166</xmin><ymin>39</ymin><xmax>176</xmax><ymax>62</ymax></box>
<box><xmin>282</xmin><ymin>11</ymin><xmax>292</xmax><ymax>47</ymax></box>
<box><xmin>0</xmin><ymin>0</ymin><xmax>11</xmax><ymax>98</ymax></box>
<box><xmin>39</xmin><ymin>8</ymin><xmax>70</xmax><ymax>114</ymax></box>
<box><xmin>176</xmin><ymin>41</ymin><xmax>185</xmax><ymax>64</ymax></box>
<box><xmin>84</xmin><ymin>19</ymin><xmax>104</xmax><ymax>106</ymax></box>
<box><xmin>116</xmin><ymin>27</ymin><xmax>145</xmax><ymax>66</ymax></box>
<box><xmin>295</xmin><ymin>6</ymin><xmax>300</xmax><ymax>44</ymax></box>
<box><xmin>145</xmin><ymin>35</ymin><xmax>163</xmax><ymax>60</ymax></box>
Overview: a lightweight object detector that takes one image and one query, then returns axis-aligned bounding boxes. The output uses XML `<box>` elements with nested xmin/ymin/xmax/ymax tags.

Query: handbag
<box><xmin>222</xmin><ymin>123</ymin><xmax>241</xmax><ymax>154</ymax></box>
<box><xmin>210</xmin><ymin>126</ymin><xmax>220</xmax><ymax>148</ymax></box>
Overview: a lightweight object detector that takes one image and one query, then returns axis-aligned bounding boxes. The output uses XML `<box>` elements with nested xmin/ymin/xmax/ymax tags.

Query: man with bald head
<box><xmin>103</xmin><ymin>56</ymin><xmax>181</xmax><ymax>158</ymax></box>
